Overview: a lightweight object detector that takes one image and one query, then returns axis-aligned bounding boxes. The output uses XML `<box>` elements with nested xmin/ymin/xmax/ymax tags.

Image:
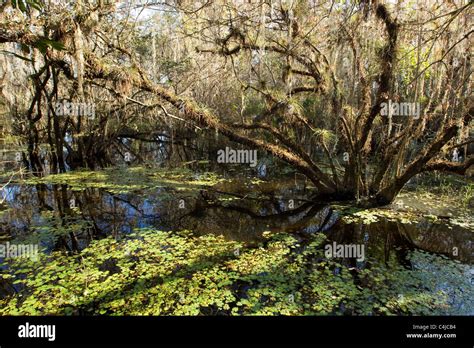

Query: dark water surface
<box><xmin>0</xmin><ymin>168</ymin><xmax>473</xmax><ymax>315</ymax></box>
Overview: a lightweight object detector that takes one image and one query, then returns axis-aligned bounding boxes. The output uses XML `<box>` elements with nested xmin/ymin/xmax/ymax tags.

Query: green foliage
<box><xmin>412</xmin><ymin>173</ymin><xmax>474</xmax><ymax>208</ymax></box>
<box><xmin>340</xmin><ymin>208</ymin><xmax>420</xmax><ymax>225</ymax></box>
<box><xmin>7</xmin><ymin>1</ymin><xmax>65</xmax><ymax>54</ymax></box>
<box><xmin>11</xmin><ymin>0</ymin><xmax>43</xmax><ymax>12</ymax></box>
<box><xmin>1</xmin><ymin>228</ymin><xmax>471</xmax><ymax>316</ymax></box>
<box><xmin>398</xmin><ymin>44</ymin><xmax>431</xmax><ymax>86</ymax></box>
<box><xmin>25</xmin><ymin>211</ymin><xmax>93</xmax><ymax>246</ymax></box>
<box><xmin>24</xmin><ymin>166</ymin><xmax>224</xmax><ymax>195</ymax></box>
<box><xmin>33</xmin><ymin>38</ymin><xmax>65</xmax><ymax>54</ymax></box>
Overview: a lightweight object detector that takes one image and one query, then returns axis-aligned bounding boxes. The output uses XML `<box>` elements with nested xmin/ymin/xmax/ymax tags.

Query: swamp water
<box><xmin>0</xmin><ymin>166</ymin><xmax>472</xmax><ymax>315</ymax></box>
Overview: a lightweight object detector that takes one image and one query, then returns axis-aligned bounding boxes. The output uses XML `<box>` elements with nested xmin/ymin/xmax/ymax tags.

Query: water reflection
<box><xmin>1</xmin><ymin>178</ymin><xmax>472</xmax><ymax>266</ymax></box>
<box><xmin>0</xmin><ymin>175</ymin><xmax>473</xmax><ymax>314</ymax></box>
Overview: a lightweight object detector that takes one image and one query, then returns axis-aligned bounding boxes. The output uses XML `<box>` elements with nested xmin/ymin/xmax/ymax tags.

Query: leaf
<box><xmin>33</xmin><ymin>38</ymin><xmax>65</xmax><ymax>54</ymax></box>
<box><xmin>11</xmin><ymin>0</ymin><xmax>43</xmax><ymax>12</ymax></box>
<box><xmin>26</xmin><ymin>0</ymin><xmax>43</xmax><ymax>11</ymax></box>
<box><xmin>12</xmin><ymin>0</ymin><xmax>27</xmax><ymax>12</ymax></box>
